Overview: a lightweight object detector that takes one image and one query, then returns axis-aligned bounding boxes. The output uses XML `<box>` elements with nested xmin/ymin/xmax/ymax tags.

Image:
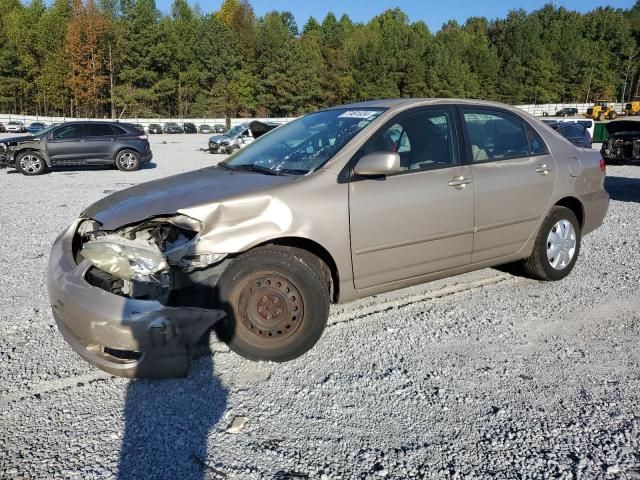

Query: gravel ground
<box><xmin>0</xmin><ymin>135</ymin><xmax>639</xmax><ymax>479</ymax></box>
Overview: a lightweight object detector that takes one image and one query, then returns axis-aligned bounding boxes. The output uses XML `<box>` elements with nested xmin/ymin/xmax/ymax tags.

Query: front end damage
<box><xmin>601</xmin><ymin>120</ymin><xmax>640</xmax><ymax>165</ymax></box>
<box><xmin>0</xmin><ymin>136</ymin><xmax>42</xmax><ymax>169</ymax></box>
<box><xmin>47</xmin><ymin>215</ymin><xmax>231</xmax><ymax>378</ymax></box>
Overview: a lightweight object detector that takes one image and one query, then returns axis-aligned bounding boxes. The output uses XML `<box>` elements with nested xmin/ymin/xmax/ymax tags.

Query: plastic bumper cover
<box><xmin>47</xmin><ymin>221</ymin><xmax>226</xmax><ymax>378</ymax></box>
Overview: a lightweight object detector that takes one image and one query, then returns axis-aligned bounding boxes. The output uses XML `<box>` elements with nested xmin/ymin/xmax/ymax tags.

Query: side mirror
<box><xmin>354</xmin><ymin>152</ymin><xmax>401</xmax><ymax>176</ymax></box>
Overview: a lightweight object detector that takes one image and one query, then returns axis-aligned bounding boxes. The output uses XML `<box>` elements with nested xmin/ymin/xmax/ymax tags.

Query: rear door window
<box><xmin>463</xmin><ymin>109</ymin><xmax>546</xmax><ymax>161</ymax></box>
<box><xmin>88</xmin><ymin>124</ymin><xmax>116</xmax><ymax>136</ymax></box>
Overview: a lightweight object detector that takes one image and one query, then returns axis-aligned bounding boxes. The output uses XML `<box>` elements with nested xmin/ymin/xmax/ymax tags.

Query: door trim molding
<box><xmin>353</xmin><ymin>227</ymin><xmax>475</xmax><ymax>255</ymax></box>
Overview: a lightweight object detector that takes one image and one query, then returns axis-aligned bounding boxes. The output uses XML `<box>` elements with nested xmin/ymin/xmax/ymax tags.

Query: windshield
<box><xmin>224</xmin><ymin>108</ymin><xmax>385</xmax><ymax>175</ymax></box>
<box><xmin>226</xmin><ymin>125</ymin><xmax>246</xmax><ymax>137</ymax></box>
<box><xmin>33</xmin><ymin>124</ymin><xmax>58</xmax><ymax>136</ymax></box>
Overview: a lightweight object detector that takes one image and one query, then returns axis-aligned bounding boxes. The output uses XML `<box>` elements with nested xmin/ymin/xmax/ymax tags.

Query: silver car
<box><xmin>48</xmin><ymin>99</ymin><xmax>609</xmax><ymax>378</ymax></box>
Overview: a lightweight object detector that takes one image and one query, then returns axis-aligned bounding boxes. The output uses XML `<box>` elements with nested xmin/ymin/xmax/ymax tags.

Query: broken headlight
<box><xmin>81</xmin><ymin>240</ymin><xmax>169</xmax><ymax>282</ymax></box>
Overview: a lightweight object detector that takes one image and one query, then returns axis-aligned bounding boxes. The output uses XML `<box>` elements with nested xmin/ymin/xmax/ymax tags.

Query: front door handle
<box><xmin>536</xmin><ymin>164</ymin><xmax>552</xmax><ymax>175</ymax></box>
<box><xmin>448</xmin><ymin>176</ymin><xmax>471</xmax><ymax>189</ymax></box>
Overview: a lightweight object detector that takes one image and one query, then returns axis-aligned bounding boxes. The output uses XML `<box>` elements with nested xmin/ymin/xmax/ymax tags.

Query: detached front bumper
<box><xmin>47</xmin><ymin>222</ymin><xmax>226</xmax><ymax>378</ymax></box>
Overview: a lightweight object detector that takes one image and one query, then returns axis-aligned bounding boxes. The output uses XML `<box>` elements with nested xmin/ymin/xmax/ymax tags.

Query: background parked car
<box><xmin>199</xmin><ymin>124</ymin><xmax>213</xmax><ymax>134</ymax></box>
<box><xmin>208</xmin><ymin>121</ymin><xmax>278</xmax><ymax>154</ymax></box>
<box><xmin>555</xmin><ymin>107</ymin><xmax>579</xmax><ymax>117</ymax></box>
<box><xmin>0</xmin><ymin>122</ymin><xmax>5</xmax><ymax>133</ymax></box>
<box><xmin>148</xmin><ymin>124</ymin><xmax>163</xmax><ymax>134</ymax></box>
<box><xmin>548</xmin><ymin>121</ymin><xmax>592</xmax><ymax>148</ymax></box>
<box><xmin>183</xmin><ymin>122</ymin><xmax>197</xmax><ymax>133</ymax></box>
<box><xmin>5</xmin><ymin>121</ymin><xmax>26</xmax><ymax>133</ymax></box>
<box><xmin>163</xmin><ymin>122</ymin><xmax>184</xmax><ymax>134</ymax></box>
<box><xmin>27</xmin><ymin>122</ymin><xmax>47</xmax><ymax>134</ymax></box>
<box><xmin>0</xmin><ymin>121</ymin><xmax>152</xmax><ymax>175</ymax></box>
<box><xmin>213</xmin><ymin>124</ymin><xmax>226</xmax><ymax>133</ymax></box>
<box><xmin>601</xmin><ymin>119</ymin><xmax>640</xmax><ymax>164</ymax></box>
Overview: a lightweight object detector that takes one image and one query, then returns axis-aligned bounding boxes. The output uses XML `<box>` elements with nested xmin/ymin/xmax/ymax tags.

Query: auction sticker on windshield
<box><xmin>338</xmin><ymin>110</ymin><xmax>380</xmax><ymax>119</ymax></box>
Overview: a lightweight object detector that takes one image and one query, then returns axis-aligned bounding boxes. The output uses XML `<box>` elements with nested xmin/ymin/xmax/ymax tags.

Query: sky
<box><xmin>159</xmin><ymin>0</ymin><xmax>637</xmax><ymax>32</ymax></box>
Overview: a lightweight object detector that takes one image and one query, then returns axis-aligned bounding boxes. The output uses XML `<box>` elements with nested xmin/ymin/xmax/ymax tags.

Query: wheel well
<box><xmin>14</xmin><ymin>148</ymin><xmax>48</xmax><ymax>165</ymax></box>
<box><xmin>114</xmin><ymin>147</ymin><xmax>140</xmax><ymax>161</ymax></box>
<box><xmin>256</xmin><ymin>237</ymin><xmax>340</xmax><ymax>303</ymax></box>
<box><xmin>555</xmin><ymin>197</ymin><xmax>584</xmax><ymax>227</ymax></box>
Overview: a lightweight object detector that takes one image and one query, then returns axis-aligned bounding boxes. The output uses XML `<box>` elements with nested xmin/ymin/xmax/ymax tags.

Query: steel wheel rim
<box><xmin>546</xmin><ymin>219</ymin><xmax>576</xmax><ymax>270</ymax></box>
<box><xmin>238</xmin><ymin>274</ymin><xmax>304</xmax><ymax>342</ymax></box>
<box><xmin>19</xmin><ymin>154</ymin><xmax>41</xmax><ymax>173</ymax></box>
<box><xmin>119</xmin><ymin>152</ymin><xmax>137</xmax><ymax>170</ymax></box>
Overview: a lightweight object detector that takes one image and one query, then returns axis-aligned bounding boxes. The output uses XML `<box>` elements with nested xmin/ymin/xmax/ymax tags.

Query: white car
<box><xmin>5</xmin><ymin>121</ymin><xmax>25</xmax><ymax>133</ymax></box>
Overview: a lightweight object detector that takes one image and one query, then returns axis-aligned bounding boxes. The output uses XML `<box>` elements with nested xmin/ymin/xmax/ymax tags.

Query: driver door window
<box><xmin>53</xmin><ymin>124</ymin><xmax>84</xmax><ymax>139</ymax></box>
<box><xmin>363</xmin><ymin>109</ymin><xmax>456</xmax><ymax>172</ymax></box>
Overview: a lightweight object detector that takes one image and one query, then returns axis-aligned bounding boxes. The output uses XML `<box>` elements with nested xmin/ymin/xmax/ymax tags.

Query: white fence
<box><xmin>0</xmin><ymin>115</ymin><xmax>296</xmax><ymax>129</ymax></box>
<box><xmin>515</xmin><ymin>102</ymin><xmax>625</xmax><ymax>117</ymax></box>
<box><xmin>0</xmin><ymin>102</ymin><xmax>631</xmax><ymax>127</ymax></box>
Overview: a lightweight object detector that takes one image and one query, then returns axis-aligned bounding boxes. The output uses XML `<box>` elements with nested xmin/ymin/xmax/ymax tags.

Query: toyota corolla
<box><xmin>47</xmin><ymin>99</ymin><xmax>609</xmax><ymax>378</ymax></box>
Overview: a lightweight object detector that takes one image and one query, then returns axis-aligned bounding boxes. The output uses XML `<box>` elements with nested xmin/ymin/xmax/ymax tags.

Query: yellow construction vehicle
<box><xmin>624</xmin><ymin>98</ymin><xmax>640</xmax><ymax>116</ymax></box>
<box><xmin>585</xmin><ymin>100</ymin><xmax>618</xmax><ymax>121</ymax></box>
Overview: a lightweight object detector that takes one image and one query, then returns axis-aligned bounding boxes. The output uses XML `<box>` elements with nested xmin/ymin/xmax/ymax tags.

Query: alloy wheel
<box><xmin>19</xmin><ymin>154</ymin><xmax>42</xmax><ymax>174</ymax></box>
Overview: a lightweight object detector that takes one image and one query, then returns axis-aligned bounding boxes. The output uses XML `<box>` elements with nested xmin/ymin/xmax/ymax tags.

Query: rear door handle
<box><xmin>448</xmin><ymin>176</ymin><xmax>471</xmax><ymax>189</ymax></box>
<box><xmin>536</xmin><ymin>164</ymin><xmax>552</xmax><ymax>175</ymax></box>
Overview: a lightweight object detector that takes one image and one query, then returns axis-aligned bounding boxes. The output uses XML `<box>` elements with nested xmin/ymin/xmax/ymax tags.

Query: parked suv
<box><xmin>48</xmin><ymin>99</ymin><xmax>609</xmax><ymax>378</ymax></box>
<box><xmin>555</xmin><ymin>107</ymin><xmax>579</xmax><ymax>117</ymax></box>
<box><xmin>183</xmin><ymin>122</ymin><xmax>197</xmax><ymax>133</ymax></box>
<box><xmin>0</xmin><ymin>121</ymin><xmax>152</xmax><ymax>175</ymax></box>
<box><xmin>163</xmin><ymin>122</ymin><xmax>184</xmax><ymax>134</ymax></box>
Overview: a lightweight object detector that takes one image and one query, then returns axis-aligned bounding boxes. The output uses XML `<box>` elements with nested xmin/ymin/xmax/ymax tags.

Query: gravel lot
<box><xmin>0</xmin><ymin>134</ymin><xmax>639</xmax><ymax>479</ymax></box>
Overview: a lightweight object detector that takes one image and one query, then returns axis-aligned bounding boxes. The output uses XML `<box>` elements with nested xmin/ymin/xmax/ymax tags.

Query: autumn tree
<box><xmin>64</xmin><ymin>0</ymin><xmax>109</xmax><ymax>116</ymax></box>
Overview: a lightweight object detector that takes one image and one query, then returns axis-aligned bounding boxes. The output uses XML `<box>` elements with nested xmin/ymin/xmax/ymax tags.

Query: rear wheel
<box><xmin>608</xmin><ymin>111</ymin><xmax>618</xmax><ymax>120</ymax></box>
<box><xmin>214</xmin><ymin>246</ymin><xmax>330</xmax><ymax>362</ymax></box>
<box><xmin>522</xmin><ymin>206</ymin><xmax>581</xmax><ymax>281</ymax></box>
<box><xmin>115</xmin><ymin>149</ymin><xmax>140</xmax><ymax>171</ymax></box>
<box><xmin>16</xmin><ymin>151</ymin><xmax>47</xmax><ymax>176</ymax></box>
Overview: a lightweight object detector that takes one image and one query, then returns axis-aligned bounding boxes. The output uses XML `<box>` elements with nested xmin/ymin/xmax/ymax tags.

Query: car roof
<box><xmin>323</xmin><ymin>98</ymin><xmax>534</xmax><ymax>115</ymax></box>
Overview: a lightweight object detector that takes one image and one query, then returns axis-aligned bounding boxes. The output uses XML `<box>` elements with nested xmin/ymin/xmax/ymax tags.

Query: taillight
<box><xmin>137</xmin><ymin>135</ymin><xmax>148</xmax><ymax>140</ymax></box>
<box><xmin>599</xmin><ymin>158</ymin><xmax>606</xmax><ymax>174</ymax></box>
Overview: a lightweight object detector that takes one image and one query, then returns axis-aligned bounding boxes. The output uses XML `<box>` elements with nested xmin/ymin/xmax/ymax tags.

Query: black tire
<box><xmin>115</xmin><ymin>149</ymin><xmax>141</xmax><ymax>171</ymax></box>
<box><xmin>608</xmin><ymin>111</ymin><xmax>618</xmax><ymax>120</ymax></box>
<box><xmin>522</xmin><ymin>206</ymin><xmax>581</xmax><ymax>281</ymax></box>
<box><xmin>15</xmin><ymin>151</ymin><xmax>47</xmax><ymax>176</ymax></box>
<box><xmin>214</xmin><ymin>246</ymin><xmax>330</xmax><ymax>362</ymax></box>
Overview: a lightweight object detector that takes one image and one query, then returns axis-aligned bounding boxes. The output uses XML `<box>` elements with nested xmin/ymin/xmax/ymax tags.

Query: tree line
<box><xmin>1</xmin><ymin>0</ymin><xmax>640</xmax><ymax>119</ymax></box>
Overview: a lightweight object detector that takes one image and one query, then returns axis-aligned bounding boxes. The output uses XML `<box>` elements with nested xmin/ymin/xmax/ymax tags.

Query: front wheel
<box><xmin>608</xmin><ymin>111</ymin><xmax>618</xmax><ymax>120</ymax></box>
<box><xmin>16</xmin><ymin>151</ymin><xmax>47</xmax><ymax>176</ymax></box>
<box><xmin>214</xmin><ymin>246</ymin><xmax>330</xmax><ymax>362</ymax></box>
<box><xmin>115</xmin><ymin>149</ymin><xmax>141</xmax><ymax>171</ymax></box>
<box><xmin>522</xmin><ymin>206</ymin><xmax>581</xmax><ymax>281</ymax></box>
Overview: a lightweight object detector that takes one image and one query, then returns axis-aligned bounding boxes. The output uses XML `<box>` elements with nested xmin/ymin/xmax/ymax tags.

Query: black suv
<box><xmin>555</xmin><ymin>107</ymin><xmax>579</xmax><ymax>117</ymax></box>
<box><xmin>0</xmin><ymin>122</ymin><xmax>152</xmax><ymax>176</ymax></box>
<box><xmin>183</xmin><ymin>122</ymin><xmax>197</xmax><ymax>133</ymax></box>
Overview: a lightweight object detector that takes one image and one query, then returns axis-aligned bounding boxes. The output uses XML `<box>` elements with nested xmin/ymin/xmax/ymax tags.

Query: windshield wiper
<box><xmin>232</xmin><ymin>164</ymin><xmax>284</xmax><ymax>176</ymax></box>
<box><xmin>217</xmin><ymin>162</ymin><xmax>236</xmax><ymax>171</ymax></box>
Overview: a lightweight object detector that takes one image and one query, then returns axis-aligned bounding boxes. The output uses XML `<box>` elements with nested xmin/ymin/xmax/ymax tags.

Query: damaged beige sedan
<box><xmin>48</xmin><ymin>99</ymin><xmax>609</xmax><ymax>378</ymax></box>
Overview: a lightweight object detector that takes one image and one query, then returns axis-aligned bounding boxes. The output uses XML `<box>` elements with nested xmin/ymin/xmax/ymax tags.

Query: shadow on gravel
<box><xmin>117</xmin><ymin>336</ymin><xmax>228</xmax><ymax>480</ymax></box>
<box><xmin>605</xmin><ymin>176</ymin><xmax>640</xmax><ymax>203</ymax></box>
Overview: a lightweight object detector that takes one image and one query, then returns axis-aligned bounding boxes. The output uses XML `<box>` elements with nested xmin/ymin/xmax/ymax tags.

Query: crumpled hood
<box><xmin>604</xmin><ymin>120</ymin><xmax>640</xmax><ymax>136</ymax></box>
<box><xmin>208</xmin><ymin>134</ymin><xmax>231</xmax><ymax>143</ymax></box>
<box><xmin>83</xmin><ymin>166</ymin><xmax>296</xmax><ymax>230</ymax></box>
<box><xmin>0</xmin><ymin>134</ymin><xmax>37</xmax><ymax>145</ymax></box>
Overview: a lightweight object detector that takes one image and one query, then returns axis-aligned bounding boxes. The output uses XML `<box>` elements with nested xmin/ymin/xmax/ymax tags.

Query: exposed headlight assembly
<box><xmin>81</xmin><ymin>240</ymin><xmax>168</xmax><ymax>282</ymax></box>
